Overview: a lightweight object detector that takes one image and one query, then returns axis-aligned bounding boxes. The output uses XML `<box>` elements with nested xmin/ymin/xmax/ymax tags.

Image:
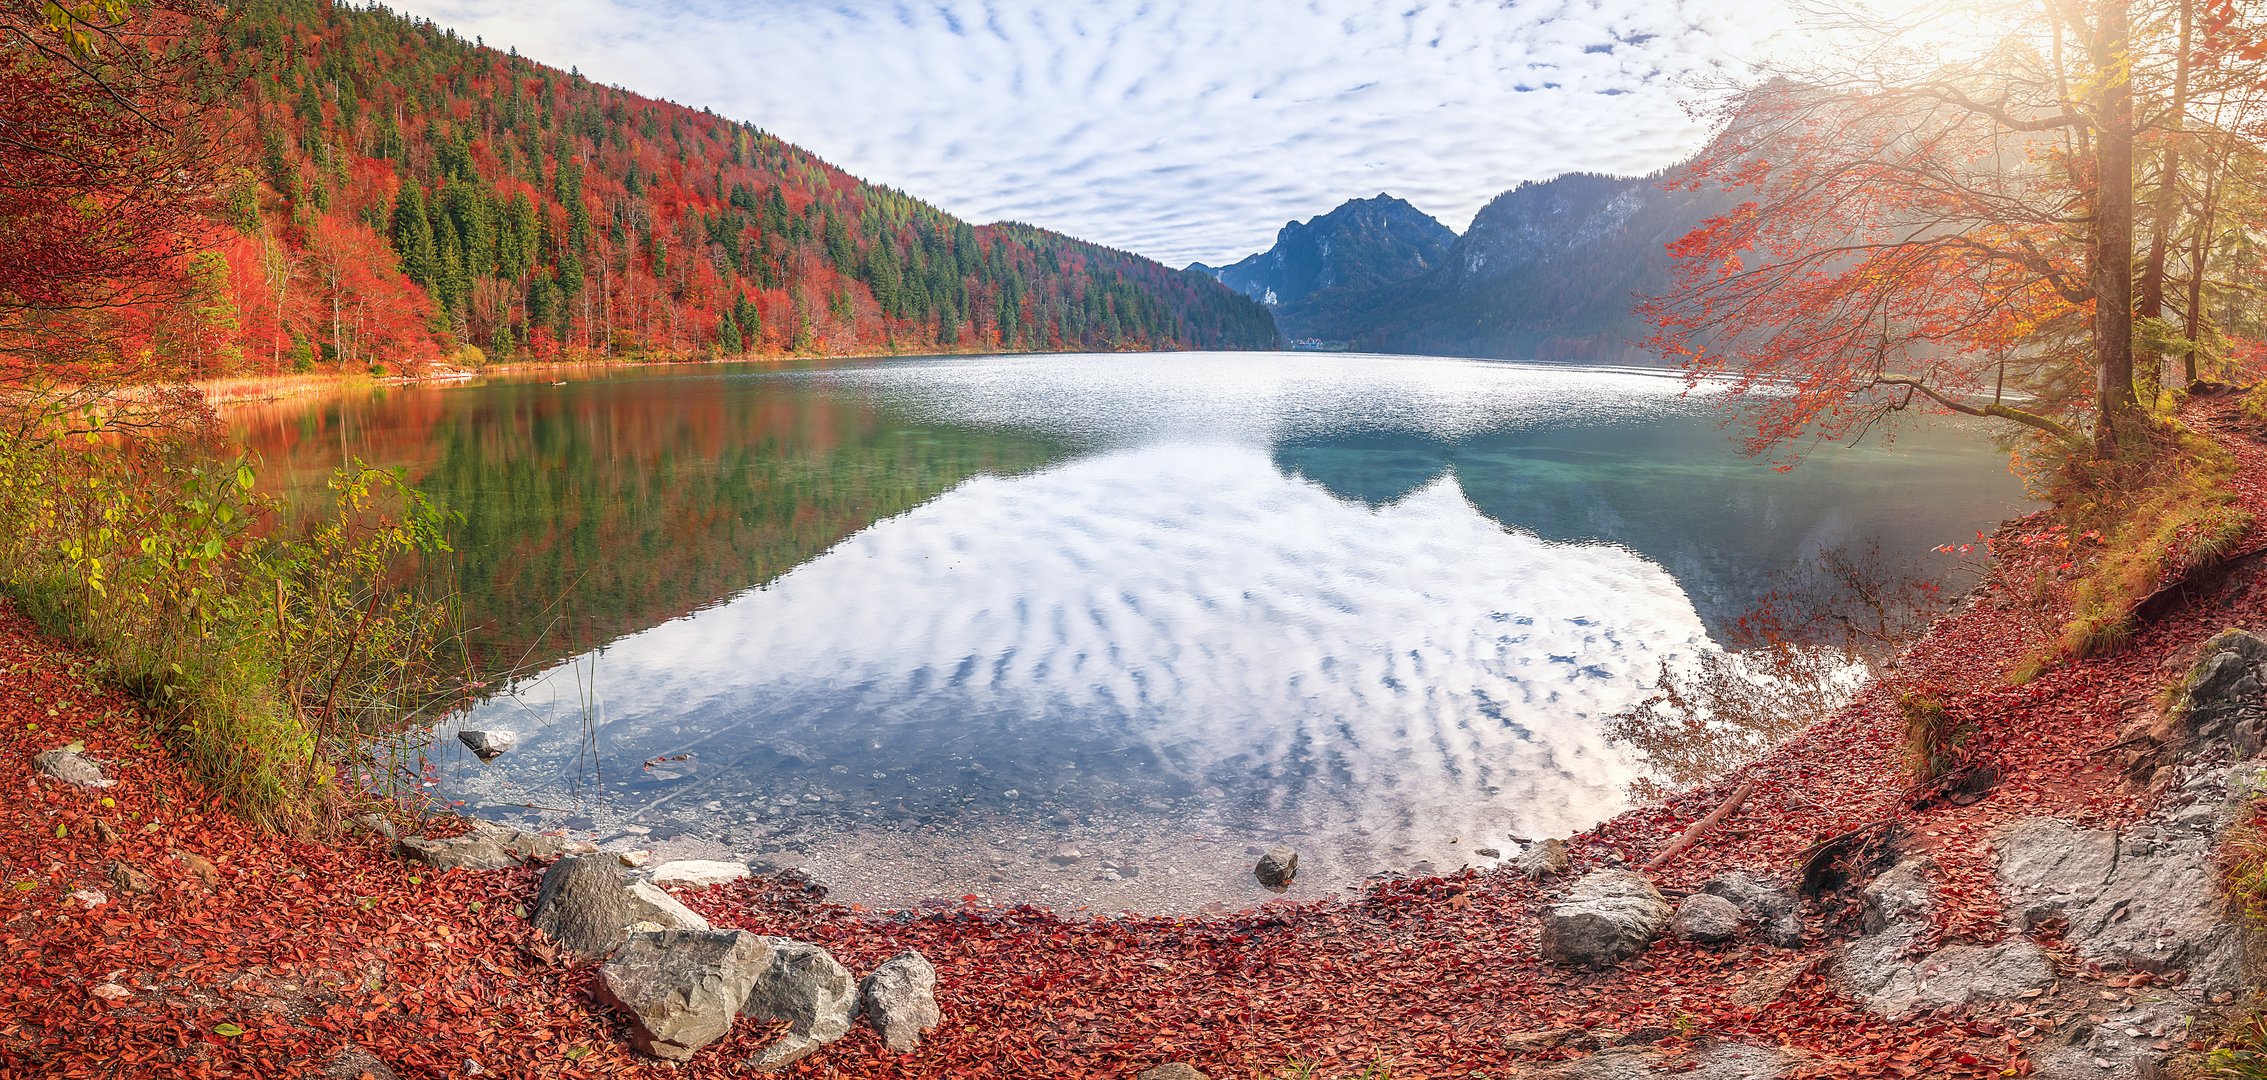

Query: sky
<box><xmin>390</xmin><ymin>0</ymin><xmax>1800</xmax><ymax>267</ymax></box>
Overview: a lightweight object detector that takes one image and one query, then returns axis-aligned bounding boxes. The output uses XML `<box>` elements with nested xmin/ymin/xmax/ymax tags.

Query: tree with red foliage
<box><xmin>1648</xmin><ymin>0</ymin><xmax>2267</xmax><ymax>461</ymax></box>
<box><xmin>0</xmin><ymin>0</ymin><xmax>230</xmax><ymax>397</ymax></box>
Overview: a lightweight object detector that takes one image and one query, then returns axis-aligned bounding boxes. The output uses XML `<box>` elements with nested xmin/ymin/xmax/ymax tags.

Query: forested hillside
<box><xmin>194</xmin><ymin>0</ymin><xmax>1278</xmax><ymax>375</ymax></box>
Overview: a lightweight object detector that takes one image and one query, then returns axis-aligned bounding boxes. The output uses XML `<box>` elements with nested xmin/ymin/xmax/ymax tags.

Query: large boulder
<box><xmin>1996</xmin><ymin>788</ymin><xmax>2253</xmax><ymax>996</ymax></box>
<box><xmin>1539</xmin><ymin>870</ymin><xmax>1670</xmax><ymax>968</ymax></box>
<box><xmin>859</xmin><ymin>950</ymin><xmax>941</xmax><ymax>1052</ymax></box>
<box><xmin>1838</xmin><ymin>856</ymin><xmax>2053</xmax><ymax>1017</ymax></box>
<box><xmin>595</xmin><ymin>929</ymin><xmax>771</xmax><ymax>1061</ymax></box>
<box><xmin>1702</xmin><ymin>870</ymin><xmax>1804</xmax><ymax>948</ymax></box>
<box><xmin>741</xmin><ymin>938</ymin><xmax>859</xmax><ymax>1072</ymax></box>
<box><xmin>2166</xmin><ymin>629</ymin><xmax>2267</xmax><ymax>752</ymax></box>
<box><xmin>531</xmin><ymin>856</ymin><xmax>710</xmax><ymax>960</ymax></box>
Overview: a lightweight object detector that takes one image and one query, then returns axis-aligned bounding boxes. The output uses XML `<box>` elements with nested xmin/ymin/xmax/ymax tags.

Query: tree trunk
<box><xmin>2138</xmin><ymin>0</ymin><xmax>2191</xmax><ymax>398</ymax></box>
<box><xmin>2090</xmin><ymin>0</ymin><xmax>2137</xmax><ymax>452</ymax></box>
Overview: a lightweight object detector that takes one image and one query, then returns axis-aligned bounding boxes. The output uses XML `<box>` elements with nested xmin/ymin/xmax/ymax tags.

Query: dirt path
<box><xmin>3</xmin><ymin>405</ymin><xmax>2263</xmax><ymax>1079</ymax></box>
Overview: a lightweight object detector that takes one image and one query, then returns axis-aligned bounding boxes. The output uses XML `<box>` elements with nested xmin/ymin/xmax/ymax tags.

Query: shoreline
<box><xmin>5</xmin><ymin>402</ymin><xmax>2261</xmax><ymax>1077</ymax></box>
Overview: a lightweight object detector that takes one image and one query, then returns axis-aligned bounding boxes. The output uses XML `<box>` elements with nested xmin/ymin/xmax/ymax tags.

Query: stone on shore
<box><xmin>649</xmin><ymin>860</ymin><xmax>752</xmax><ymax>888</ymax></box>
<box><xmin>859</xmin><ymin>950</ymin><xmax>941</xmax><ymax>1052</ymax></box>
<box><xmin>33</xmin><ymin>745</ymin><xmax>112</xmax><ymax>789</ymax></box>
<box><xmin>1253</xmin><ymin>846</ymin><xmax>1298</xmax><ymax>887</ymax></box>
<box><xmin>398</xmin><ymin>820</ymin><xmax>583</xmax><ymax>872</ymax></box>
<box><xmin>1517</xmin><ymin>837</ymin><xmax>1572</xmax><ymax>880</ymax></box>
<box><xmin>1539</xmin><ymin>870</ymin><xmax>1669</xmax><ymax>968</ymax></box>
<box><xmin>741</xmin><ymin>938</ymin><xmax>859</xmax><ymax>1072</ymax></box>
<box><xmin>1137</xmin><ymin>1066</ymin><xmax>1210</xmax><ymax>1080</ymax></box>
<box><xmin>594</xmin><ymin>928</ymin><xmax>771</xmax><ymax>1061</ymax></box>
<box><xmin>1838</xmin><ymin>856</ymin><xmax>2053</xmax><ymax>1016</ymax></box>
<box><xmin>1701</xmin><ymin>870</ymin><xmax>1805</xmax><ymax>948</ymax></box>
<box><xmin>1672</xmin><ymin>892</ymin><xmax>1743</xmax><ymax>944</ymax></box>
<box><xmin>531</xmin><ymin>856</ymin><xmax>710</xmax><ymax>960</ymax></box>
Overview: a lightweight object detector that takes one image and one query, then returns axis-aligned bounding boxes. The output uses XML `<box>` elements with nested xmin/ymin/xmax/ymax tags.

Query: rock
<box><xmin>106</xmin><ymin>861</ymin><xmax>154</xmax><ymax>894</ymax></box>
<box><xmin>1702</xmin><ymin>870</ymin><xmax>1805</xmax><ymax>948</ymax></box>
<box><xmin>531</xmin><ymin>856</ymin><xmax>710</xmax><ymax>960</ymax></box>
<box><xmin>33</xmin><ymin>745</ymin><xmax>112</xmax><ymax>789</ymax></box>
<box><xmin>1503</xmin><ymin>1026</ymin><xmax>1598</xmax><ymax>1054</ymax></box>
<box><xmin>1539</xmin><ymin>870</ymin><xmax>1670</xmax><ymax>968</ymax></box>
<box><xmin>1253</xmin><ymin>846</ymin><xmax>1298</xmax><ymax>887</ymax></box>
<box><xmin>1672</xmin><ymin>892</ymin><xmax>1744</xmax><ymax>944</ymax></box>
<box><xmin>398</xmin><ymin>821</ymin><xmax>573</xmax><ymax>871</ymax></box>
<box><xmin>2028</xmin><ymin>995</ymin><xmax>2205</xmax><ymax>1080</ymax></box>
<box><xmin>741</xmin><ymin>938</ymin><xmax>858</xmax><ymax>1072</ymax></box>
<box><xmin>349</xmin><ymin>814</ymin><xmax>398</xmax><ymax>843</ymax></box>
<box><xmin>1050</xmin><ymin>843</ymin><xmax>1083</xmax><ymax>864</ymax></box>
<box><xmin>594</xmin><ymin>928</ymin><xmax>771</xmax><ymax>1061</ymax></box>
<box><xmin>1517</xmin><ymin>837</ymin><xmax>1572</xmax><ymax>880</ymax></box>
<box><xmin>649</xmin><ymin>860</ymin><xmax>751</xmax><ymax>888</ymax></box>
<box><xmin>1839</xmin><ymin>856</ymin><xmax>2053</xmax><ymax>1016</ymax></box>
<box><xmin>618</xmin><ymin>850</ymin><xmax>651</xmax><ymax>868</ymax></box>
<box><xmin>173</xmin><ymin>850</ymin><xmax>220</xmax><ymax>887</ymax></box>
<box><xmin>66</xmin><ymin>889</ymin><xmax>106</xmax><ymax>909</ymax></box>
<box><xmin>1137</xmin><ymin>1066</ymin><xmax>1209</xmax><ymax>1080</ymax></box>
<box><xmin>1997</xmin><ymin>811</ymin><xmax>2252</xmax><ymax>995</ymax></box>
<box><xmin>859</xmin><ymin>950</ymin><xmax>941</xmax><ymax>1052</ymax></box>
<box><xmin>89</xmin><ymin>982</ymin><xmax>131</xmax><ymax>1002</ymax></box>
<box><xmin>1526</xmin><ymin>1042</ymin><xmax>1794</xmax><ymax>1079</ymax></box>
<box><xmin>321</xmin><ymin>1044</ymin><xmax>402</xmax><ymax>1080</ymax></box>
<box><xmin>1474</xmin><ymin>847</ymin><xmax>1502</xmax><ymax>859</ymax></box>
<box><xmin>456</xmin><ymin>729</ymin><xmax>518</xmax><ymax>760</ymax></box>
<box><xmin>2167</xmin><ymin>630</ymin><xmax>2267</xmax><ymax>751</ymax></box>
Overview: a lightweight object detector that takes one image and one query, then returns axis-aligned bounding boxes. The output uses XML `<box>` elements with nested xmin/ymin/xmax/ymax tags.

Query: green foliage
<box><xmin>0</xmin><ymin>411</ymin><xmax>463</xmax><ymax>832</ymax></box>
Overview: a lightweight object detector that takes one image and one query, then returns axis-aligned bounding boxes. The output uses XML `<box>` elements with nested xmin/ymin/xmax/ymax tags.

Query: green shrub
<box><xmin>0</xmin><ymin>413</ymin><xmax>462</xmax><ymax>832</ymax></box>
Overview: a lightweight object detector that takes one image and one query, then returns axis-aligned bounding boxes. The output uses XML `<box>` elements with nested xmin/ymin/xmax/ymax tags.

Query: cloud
<box><xmin>393</xmin><ymin>0</ymin><xmax>1796</xmax><ymax>265</ymax></box>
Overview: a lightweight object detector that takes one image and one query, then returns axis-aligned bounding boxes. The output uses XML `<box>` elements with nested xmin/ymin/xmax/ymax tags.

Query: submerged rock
<box><xmin>1253</xmin><ymin>847</ymin><xmax>1298</xmax><ymax>888</ymax></box>
<box><xmin>595</xmin><ymin>928</ymin><xmax>770</xmax><ymax>1061</ymax></box>
<box><xmin>1539</xmin><ymin>870</ymin><xmax>1669</xmax><ymax>968</ymax></box>
<box><xmin>741</xmin><ymin>938</ymin><xmax>859</xmax><ymax>1072</ymax></box>
<box><xmin>859</xmin><ymin>950</ymin><xmax>941</xmax><ymax>1052</ymax></box>
<box><xmin>532</xmin><ymin>856</ymin><xmax>710</xmax><ymax>960</ymax></box>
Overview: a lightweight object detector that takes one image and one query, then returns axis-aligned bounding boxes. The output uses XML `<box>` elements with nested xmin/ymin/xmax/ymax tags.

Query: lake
<box><xmin>231</xmin><ymin>352</ymin><xmax>2032</xmax><ymax>912</ymax></box>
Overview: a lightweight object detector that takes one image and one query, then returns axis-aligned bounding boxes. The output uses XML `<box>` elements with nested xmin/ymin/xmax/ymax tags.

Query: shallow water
<box><xmin>233</xmin><ymin>352</ymin><xmax>2032</xmax><ymax>912</ymax></box>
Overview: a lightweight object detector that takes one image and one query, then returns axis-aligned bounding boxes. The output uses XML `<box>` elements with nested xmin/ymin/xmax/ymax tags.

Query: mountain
<box><xmin>1196</xmin><ymin>195</ymin><xmax>1457</xmax><ymax>328</ymax></box>
<box><xmin>193</xmin><ymin>0</ymin><xmax>1278</xmax><ymax>376</ymax></box>
<box><xmin>1234</xmin><ymin>171</ymin><xmax>1736</xmax><ymax>363</ymax></box>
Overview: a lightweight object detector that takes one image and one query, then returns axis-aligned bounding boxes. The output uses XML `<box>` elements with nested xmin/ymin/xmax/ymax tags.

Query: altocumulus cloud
<box><xmin>388</xmin><ymin>0</ymin><xmax>1796</xmax><ymax>266</ymax></box>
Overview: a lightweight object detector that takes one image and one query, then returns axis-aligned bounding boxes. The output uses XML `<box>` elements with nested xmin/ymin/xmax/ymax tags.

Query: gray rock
<box><xmin>1839</xmin><ymin>856</ymin><xmax>2053</xmax><ymax>1016</ymax></box>
<box><xmin>2167</xmin><ymin>630</ymin><xmax>2267</xmax><ymax>751</ymax></box>
<box><xmin>321</xmin><ymin>1044</ymin><xmax>401</xmax><ymax>1080</ymax></box>
<box><xmin>594</xmin><ymin>928</ymin><xmax>771</xmax><ymax>1061</ymax></box>
<box><xmin>1702</xmin><ymin>870</ymin><xmax>1804</xmax><ymax>948</ymax></box>
<box><xmin>531</xmin><ymin>856</ymin><xmax>710</xmax><ymax>960</ymax></box>
<box><xmin>1996</xmin><ymin>813</ymin><xmax>2251</xmax><ymax>995</ymax></box>
<box><xmin>1253</xmin><ymin>846</ymin><xmax>1298</xmax><ymax>887</ymax></box>
<box><xmin>649</xmin><ymin>860</ymin><xmax>752</xmax><ymax>888</ymax></box>
<box><xmin>859</xmin><ymin>950</ymin><xmax>941</xmax><ymax>1053</ymax></box>
<box><xmin>1517</xmin><ymin>837</ymin><xmax>1572</xmax><ymax>880</ymax></box>
<box><xmin>456</xmin><ymin>729</ymin><xmax>519</xmax><ymax>761</ymax></box>
<box><xmin>1673</xmin><ymin>892</ymin><xmax>1744</xmax><ymax>944</ymax></box>
<box><xmin>1137</xmin><ymin>1066</ymin><xmax>1209</xmax><ymax>1080</ymax></box>
<box><xmin>1526</xmin><ymin>1042</ymin><xmax>1793</xmax><ymax>1079</ymax></box>
<box><xmin>349</xmin><ymin>814</ymin><xmax>398</xmax><ymax>843</ymax></box>
<box><xmin>2028</xmin><ymin>994</ymin><xmax>2206</xmax><ymax>1080</ymax></box>
<box><xmin>398</xmin><ymin>820</ymin><xmax>573</xmax><ymax>871</ymax></box>
<box><xmin>1840</xmin><ymin>931</ymin><xmax>2055</xmax><ymax>1017</ymax></box>
<box><xmin>741</xmin><ymin>938</ymin><xmax>859</xmax><ymax>1072</ymax></box>
<box><xmin>33</xmin><ymin>746</ymin><xmax>112</xmax><ymax>789</ymax></box>
<box><xmin>1539</xmin><ymin>870</ymin><xmax>1670</xmax><ymax>968</ymax></box>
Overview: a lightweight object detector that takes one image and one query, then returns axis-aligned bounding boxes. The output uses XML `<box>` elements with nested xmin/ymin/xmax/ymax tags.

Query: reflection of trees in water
<box><xmin>1606</xmin><ymin>543</ymin><xmax>1972</xmax><ymax>800</ymax></box>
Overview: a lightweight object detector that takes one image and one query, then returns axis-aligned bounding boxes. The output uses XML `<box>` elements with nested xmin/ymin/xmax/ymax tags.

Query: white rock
<box><xmin>650</xmin><ymin>860</ymin><xmax>751</xmax><ymax>888</ymax></box>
